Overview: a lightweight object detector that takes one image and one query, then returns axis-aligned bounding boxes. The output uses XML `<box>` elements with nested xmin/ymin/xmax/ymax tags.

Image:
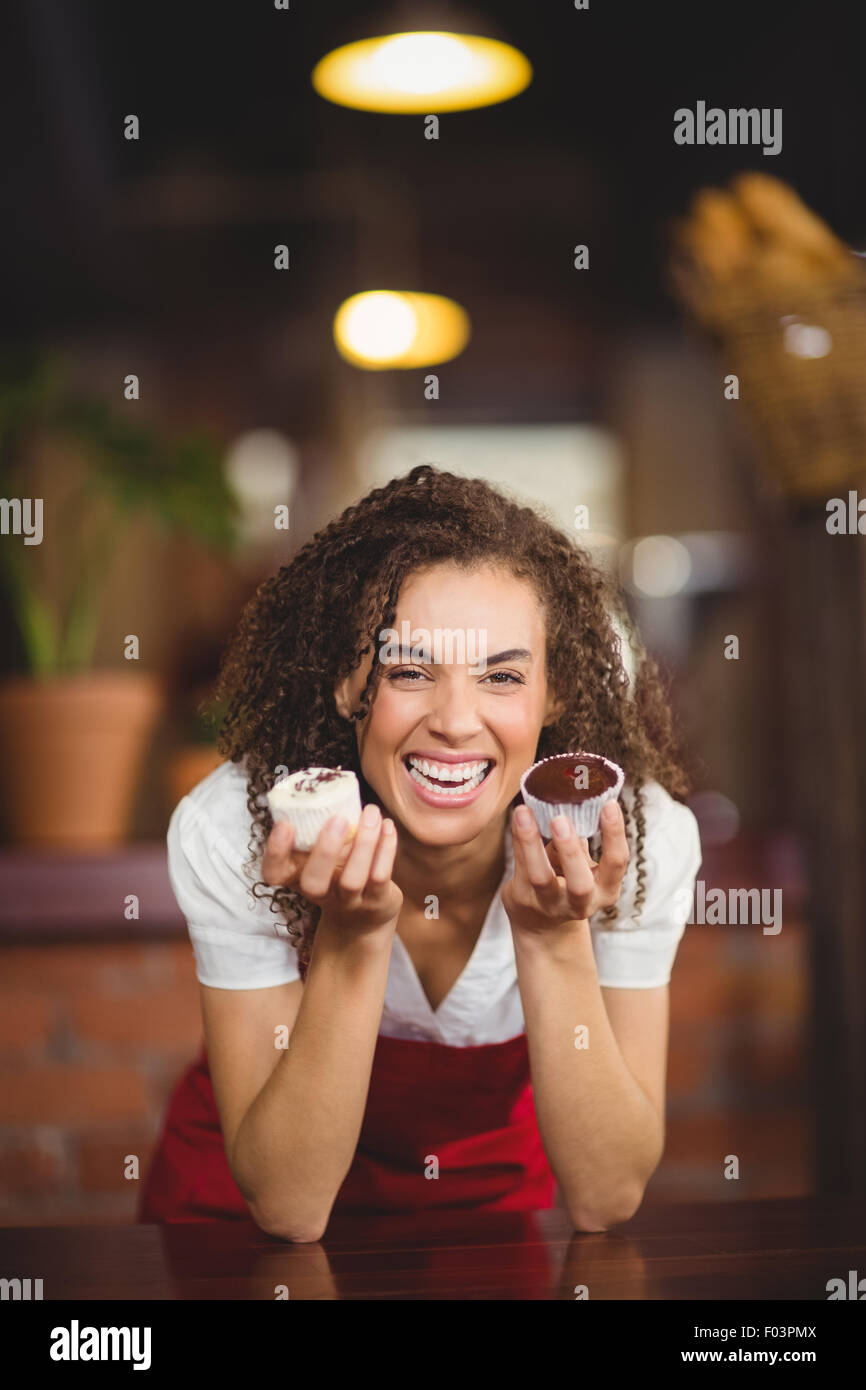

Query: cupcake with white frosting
<box><xmin>267</xmin><ymin>767</ymin><xmax>362</xmax><ymax>851</ymax></box>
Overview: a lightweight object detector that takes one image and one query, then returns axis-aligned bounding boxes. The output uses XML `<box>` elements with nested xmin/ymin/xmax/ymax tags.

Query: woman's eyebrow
<box><xmin>486</xmin><ymin>648</ymin><xmax>533</xmax><ymax>664</ymax></box>
<box><xmin>384</xmin><ymin>645</ymin><xmax>533</xmax><ymax>664</ymax></box>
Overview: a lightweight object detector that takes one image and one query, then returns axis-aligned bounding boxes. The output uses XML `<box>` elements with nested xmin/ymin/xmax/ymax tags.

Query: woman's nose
<box><xmin>425</xmin><ymin>676</ymin><xmax>485</xmax><ymax>739</ymax></box>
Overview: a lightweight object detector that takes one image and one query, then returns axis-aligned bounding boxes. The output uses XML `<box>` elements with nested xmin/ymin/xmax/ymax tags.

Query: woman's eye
<box><xmin>484</xmin><ymin>670</ymin><xmax>525</xmax><ymax>685</ymax></box>
<box><xmin>386</xmin><ymin>668</ymin><xmax>427</xmax><ymax>682</ymax></box>
<box><xmin>385</xmin><ymin>668</ymin><xmax>525</xmax><ymax>685</ymax></box>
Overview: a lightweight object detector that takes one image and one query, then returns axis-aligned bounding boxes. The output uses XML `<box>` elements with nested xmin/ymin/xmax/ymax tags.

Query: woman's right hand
<box><xmin>261</xmin><ymin>804</ymin><xmax>403</xmax><ymax>937</ymax></box>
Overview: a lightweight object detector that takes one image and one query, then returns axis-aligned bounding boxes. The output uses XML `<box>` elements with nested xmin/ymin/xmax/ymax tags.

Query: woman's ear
<box><xmin>334</xmin><ymin>647</ymin><xmax>376</xmax><ymax>720</ymax></box>
<box><xmin>334</xmin><ymin>675</ymin><xmax>353</xmax><ymax>720</ymax></box>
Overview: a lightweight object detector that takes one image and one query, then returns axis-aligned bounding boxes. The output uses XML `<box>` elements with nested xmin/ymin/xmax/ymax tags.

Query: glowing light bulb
<box><xmin>362</xmin><ymin>33</ymin><xmax>483</xmax><ymax>96</ymax></box>
<box><xmin>341</xmin><ymin>292</ymin><xmax>418</xmax><ymax>360</ymax></box>
<box><xmin>312</xmin><ymin>31</ymin><xmax>532</xmax><ymax>114</ymax></box>
<box><xmin>333</xmin><ymin>291</ymin><xmax>470</xmax><ymax>370</ymax></box>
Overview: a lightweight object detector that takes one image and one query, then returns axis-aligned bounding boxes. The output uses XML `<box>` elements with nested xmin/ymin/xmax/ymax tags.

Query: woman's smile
<box><xmin>401</xmin><ymin>750</ymin><xmax>495</xmax><ymax>806</ymax></box>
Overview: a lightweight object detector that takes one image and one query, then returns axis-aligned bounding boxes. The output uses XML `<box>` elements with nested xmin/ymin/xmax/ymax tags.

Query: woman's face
<box><xmin>335</xmin><ymin>562</ymin><xmax>561</xmax><ymax>847</ymax></box>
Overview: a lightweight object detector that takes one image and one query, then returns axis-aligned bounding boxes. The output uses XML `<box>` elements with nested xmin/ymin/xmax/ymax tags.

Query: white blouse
<box><xmin>167</xmin><ymin>760</ymin><xmax>702</xmax><ymax>1047</ymax></box>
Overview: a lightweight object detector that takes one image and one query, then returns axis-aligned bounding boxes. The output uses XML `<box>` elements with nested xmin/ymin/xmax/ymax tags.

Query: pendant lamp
<box><xmin>312</xmin><ymin>1</ymin><xmax>532</xmax><ymax>114</ymax></box>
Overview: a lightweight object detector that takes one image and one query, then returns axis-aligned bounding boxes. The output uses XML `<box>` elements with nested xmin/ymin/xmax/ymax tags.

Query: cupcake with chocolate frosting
<box><xmin>520</xmin><ymin>752</ymin><xmax>624</xmax><ymax>839</ymax></box>
<box><xmin>267</xmin><ymin>766</ymin><xmax>362</xmax><ymax>851</ymax></box>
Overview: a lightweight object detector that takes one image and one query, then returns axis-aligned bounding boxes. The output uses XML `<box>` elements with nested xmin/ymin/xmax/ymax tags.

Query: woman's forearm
<box><xmin>513</xmin><ymin>923</ymin><xmax>664</xmax><ymax>1230</ymax></box>
<box><xmin>231</xmin><ymin>918</ymin><xmax>396</xmax><ymax>1242</ymax></box>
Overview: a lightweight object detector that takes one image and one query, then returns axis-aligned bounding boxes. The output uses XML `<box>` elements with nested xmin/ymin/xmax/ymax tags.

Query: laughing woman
<box><xmin>139</xmin><ymin>464</ymin><xmax>702</xmax><ymax>1240</ymax></box>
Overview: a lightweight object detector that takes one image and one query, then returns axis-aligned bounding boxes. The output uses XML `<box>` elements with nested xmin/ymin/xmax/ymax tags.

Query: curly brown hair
<box><xmin>213</xmin><ymin>463</ymin><xmax>694</xmax><ymax>980</ymax></box>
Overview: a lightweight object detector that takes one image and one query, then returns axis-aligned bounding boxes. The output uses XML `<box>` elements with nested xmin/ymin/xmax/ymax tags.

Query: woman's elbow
<box><xmin>239</xmin><ymin>1173</ymin><xmax>330</xmax><ymax>1243</ymax></box>
<box><xmin>568</xmin><ymin>1184</ymin><xmax>646</xmax><ymax>1233</ymax></box>
<box><xmin>250</xmin><ymin>1201</ymin><xmax>328</xmax><ymax>1243</ymax></box>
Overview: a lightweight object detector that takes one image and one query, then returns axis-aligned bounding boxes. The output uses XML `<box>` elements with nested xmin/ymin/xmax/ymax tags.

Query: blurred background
<box><xmin>1</xmin><ymin>0</ymin><xmax>864</xmax><ymax>1225</ymax></box>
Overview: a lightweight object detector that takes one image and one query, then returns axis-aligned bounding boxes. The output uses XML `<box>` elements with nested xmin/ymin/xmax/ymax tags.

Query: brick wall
<box><xmin>0</xmin><ymin>880</ymin><xmax>812</xmax><ymax>1226</ymax></box>
<box><xmin>0</xmin><ymin>941</ymin><xmax>201</xmax><ymax>1226</ymax></box>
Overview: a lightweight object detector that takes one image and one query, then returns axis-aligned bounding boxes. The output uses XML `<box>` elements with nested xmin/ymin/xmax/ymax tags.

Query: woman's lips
<box><xmin>402</xmin><ymin>755</ymin><xmax>493</xmax><ymax>808</ymax></box>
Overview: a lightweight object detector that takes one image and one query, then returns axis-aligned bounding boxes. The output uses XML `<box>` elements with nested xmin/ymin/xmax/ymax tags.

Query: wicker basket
<box><xmin>689</xmin><ymin>269</ymin><xmax>866</xmax><ymax>503</ymax></box>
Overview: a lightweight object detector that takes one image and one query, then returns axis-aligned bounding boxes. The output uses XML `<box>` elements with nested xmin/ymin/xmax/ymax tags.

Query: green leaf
<box><xmin>0</xmin><ymin>347</ymin><xmax>243</xmax><ymax>675</ymax></box>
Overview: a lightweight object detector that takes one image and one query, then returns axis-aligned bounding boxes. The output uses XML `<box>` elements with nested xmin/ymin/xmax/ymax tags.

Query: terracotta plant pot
<box><xmin>166</xmin><ymin>744</ymin><xmax>224</xmax><ymax>811</ymax></box>
<box><xmin>0</xmin><ymin>671</ymin><xmax>163</xmax><ymax>848</ymax></box>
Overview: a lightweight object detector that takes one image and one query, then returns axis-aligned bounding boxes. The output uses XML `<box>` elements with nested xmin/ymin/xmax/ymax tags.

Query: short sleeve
<box><xmin>167</xmin><ymin>794</ymin><xmax>302</xmax><ymax>990</ymax></box>
<box><xmin>588</xmin><ymin>781</ymin><xmax>702</xmax><ymax>988</ymax></box>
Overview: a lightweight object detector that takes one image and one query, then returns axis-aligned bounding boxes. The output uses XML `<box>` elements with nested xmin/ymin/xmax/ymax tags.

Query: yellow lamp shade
<box><xmin>333</xmin><ymin>291</ymin><xmax>471</xmax><ymax>370</ymax></box>
<box><xmin>312</xmin><ymin>31</ymin><xmax>532</xmax><ymax>114</ymax></box>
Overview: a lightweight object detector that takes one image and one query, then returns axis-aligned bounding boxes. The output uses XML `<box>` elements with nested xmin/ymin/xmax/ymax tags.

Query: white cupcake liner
<box><xmin>519</xmin><ymin>753</ymin><xmax>624</xmax><ymax>840</ymax></box>
<box><xmin>267</xmin><ymin>769</ymin><xmax>362</xmax><ymax>852</ymax></box>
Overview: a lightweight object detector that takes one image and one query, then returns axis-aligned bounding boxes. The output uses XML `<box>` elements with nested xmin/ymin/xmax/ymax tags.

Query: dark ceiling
<box><xmin>1</xmin><ymin>0</ymin><xmax>862</xmax><ymax>429</ymax></box>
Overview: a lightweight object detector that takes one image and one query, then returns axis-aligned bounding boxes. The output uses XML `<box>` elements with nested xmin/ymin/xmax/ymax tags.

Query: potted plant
<box><xmin>0</xmin><ymin>345</ymin><xmax>240</xmax><ymax>847</ymax></box>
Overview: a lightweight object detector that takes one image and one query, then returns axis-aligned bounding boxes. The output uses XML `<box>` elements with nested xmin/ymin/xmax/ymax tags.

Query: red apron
<box><xmin>138</xmin><ymin>1030</ymin><xmax>556</xmax><ymax>1224</ymax></box>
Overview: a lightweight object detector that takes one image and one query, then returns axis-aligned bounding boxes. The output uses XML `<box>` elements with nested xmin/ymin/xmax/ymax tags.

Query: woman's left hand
<box><xmin>502</xmin><ymin>800</ymin><xmax>630</xmax><ymax>938</ymax></box>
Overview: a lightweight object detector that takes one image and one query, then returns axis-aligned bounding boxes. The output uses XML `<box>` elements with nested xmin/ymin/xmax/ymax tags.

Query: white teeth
<box><xmin>406</xmin><ymin>758</ymin><xmax>491</xmax><ymax>797</ymax></box>
<box><xmin>408</xmin><ymin>756</ymin><xmax>490</xmax><ymax>784</ymax></box>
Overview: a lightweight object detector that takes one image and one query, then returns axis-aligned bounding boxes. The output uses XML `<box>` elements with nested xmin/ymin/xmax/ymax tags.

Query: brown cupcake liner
<box><xmin>519</xmin><ymin>752</ymin><xmax>625</xmax><ymax>840</ymax></box>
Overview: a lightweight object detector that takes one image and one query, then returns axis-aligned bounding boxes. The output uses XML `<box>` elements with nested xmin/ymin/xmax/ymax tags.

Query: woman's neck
<box><xmin>393</xmin><ymin>812</ymin><xmax>509</xmax><ymax>915</ymax></box>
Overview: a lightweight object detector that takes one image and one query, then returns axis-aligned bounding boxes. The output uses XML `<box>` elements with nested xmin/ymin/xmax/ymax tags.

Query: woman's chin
<box><xmin>397</xmin><ymin>806</ymin><xmax>501</xmax><ymax>848</ymax></box>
